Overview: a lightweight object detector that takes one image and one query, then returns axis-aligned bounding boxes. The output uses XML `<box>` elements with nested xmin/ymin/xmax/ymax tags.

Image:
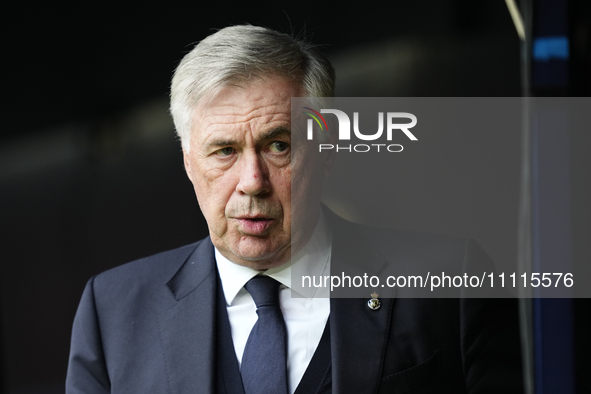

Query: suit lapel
<box><xmin>327</xmin><ymin>210</ymin><xmax>396</xmax><ymax>394</ymax></box>
<box><xmin>159</xmin><ymin>238</ymin><xmax>218</xmax><ymax>393</ymax></box>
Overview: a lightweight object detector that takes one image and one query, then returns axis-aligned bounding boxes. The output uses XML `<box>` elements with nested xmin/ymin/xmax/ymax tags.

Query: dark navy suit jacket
<box><xmin>66</xmin><ymin>212</ymin><xmax>523</xmax><ymax>393</ymax></box>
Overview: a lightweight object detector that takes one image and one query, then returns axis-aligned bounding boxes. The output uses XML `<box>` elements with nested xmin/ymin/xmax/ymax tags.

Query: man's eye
<box><xmin>269</xmin><ymin>141</ymin><xmax>289</xmax><ymax>153</ymax></box>
<box><xmin>215</xmin><ymin>147</ymin><xmax>235</xmax><ymax>157</ymax></box>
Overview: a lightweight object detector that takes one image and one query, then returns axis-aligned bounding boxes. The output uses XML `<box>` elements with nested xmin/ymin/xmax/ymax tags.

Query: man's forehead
<box><xmin>191</xmin><ymin>78</ymin><xmax>299</xmax><ymax>136</ymax></box>
<box><xmin>193</xmin><ymin>102</ymin><xmax>292</xmax><ymax>132</ymax></box>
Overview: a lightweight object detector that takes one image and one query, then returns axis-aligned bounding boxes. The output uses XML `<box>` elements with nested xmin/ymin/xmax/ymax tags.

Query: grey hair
<box><xmin>170</xmin><ymin>25</ymin><xmax>335</xmax><ymax>152</ymax></box>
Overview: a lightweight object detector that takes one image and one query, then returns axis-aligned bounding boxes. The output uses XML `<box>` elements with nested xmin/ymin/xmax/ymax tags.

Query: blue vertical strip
<box><xmin>533</xmin><ymin>298</ymin><xmax>543</xmax><ymax>394</ymax></box>
<box><xmin>532</xmin><ymin>36</ymin><xmax>569</xmax><ymax>87</ymax></box>
<box><xmin>533</xmin><ymin>298</ymin><xmax>574</xmax><ymax>393</ymax></box>
<box><xmin>531</xmin><ymin>105</ymin><xmax>575</xmax><ymax>394</ymax></box>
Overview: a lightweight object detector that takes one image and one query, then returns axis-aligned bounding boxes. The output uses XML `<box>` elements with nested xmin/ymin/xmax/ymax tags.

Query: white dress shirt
<box><xmin>215</xmin><ymin>211</ymin><xmax>331</xmax><ymax>394</ymax></box>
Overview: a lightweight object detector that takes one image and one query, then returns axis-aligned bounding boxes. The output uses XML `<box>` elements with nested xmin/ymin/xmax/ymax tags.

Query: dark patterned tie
<box><xmin>241</xmin><ymin>275</ymin><xmax>288</xmax><ymax>394</ymax></box>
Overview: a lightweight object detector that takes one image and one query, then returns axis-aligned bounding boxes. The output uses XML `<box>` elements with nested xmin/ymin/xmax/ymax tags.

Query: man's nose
<box><xmin>235</xmin><ymin>150</ymin><xmax>271</xmax><ymax>196</ymax></box>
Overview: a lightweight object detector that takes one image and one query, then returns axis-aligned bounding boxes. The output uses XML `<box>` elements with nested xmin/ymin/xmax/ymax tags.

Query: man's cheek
<box><xmin>272</xmin><ymin>172</ymin><xmax>291</xmax><ymax>195</ymax></box>
<box><xmin>204</xmin><ymin>167</ymin><xmax>226</xmax><ymax>180</ymax></box>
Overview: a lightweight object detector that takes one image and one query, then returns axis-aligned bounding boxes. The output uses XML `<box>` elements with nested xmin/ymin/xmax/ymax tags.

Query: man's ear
<box><xmin>183</xmin><ymin>149</ymin><xmax>193</xmax><ymax>179</ymax></box>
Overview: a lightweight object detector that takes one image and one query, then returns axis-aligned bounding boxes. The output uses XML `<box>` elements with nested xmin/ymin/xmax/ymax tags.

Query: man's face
<box><xmin>183</xmin><ymin>77</ymin><xmax>332</xmax><ymax>269</ymax></box>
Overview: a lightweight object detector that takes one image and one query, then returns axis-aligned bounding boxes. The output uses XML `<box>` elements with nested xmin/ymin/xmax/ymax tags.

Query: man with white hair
<box><xmin>66</xmin><ymin>25</ymin><xmax>523</xmax><ymax>393</ymax></box>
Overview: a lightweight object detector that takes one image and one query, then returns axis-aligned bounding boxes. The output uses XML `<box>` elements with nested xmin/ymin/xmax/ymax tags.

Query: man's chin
<box><xmin>237</xmin><ymin>259</ymin><xmax>287</xmax><ymax>270</ymax></box>
<box><xmin>224</xmin><ymin>239</ymin><xmax>290</xmax><ymax>269</ymax></box>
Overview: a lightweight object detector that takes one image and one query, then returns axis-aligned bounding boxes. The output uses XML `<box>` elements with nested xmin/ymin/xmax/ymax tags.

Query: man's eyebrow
<box><xmin>205</xmin><ymin>138</ymin><xmax>237</xmax><ymax>148</ymax></box>
<box><xmin>204</xmin><ymin>127</ymin><xmax>291</xmax><ymax>149</ymax></box>
<box><xmin>256</xmin><ymin>127</ymin><xmax>291</xmax><ymax>142</ymax></box>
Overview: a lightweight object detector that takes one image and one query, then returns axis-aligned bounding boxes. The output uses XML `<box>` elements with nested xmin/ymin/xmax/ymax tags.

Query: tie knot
<box><xmin>245</xmin><ymin>275</ymin><xmax>281</xmax><ymax>308</ymax></box>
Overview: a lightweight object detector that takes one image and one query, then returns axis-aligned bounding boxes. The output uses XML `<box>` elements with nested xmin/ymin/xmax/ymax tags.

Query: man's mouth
<box><xmin>235</xmin><ymin>217</ymin><xmax>274</xmax><ymax>235</ymax></box>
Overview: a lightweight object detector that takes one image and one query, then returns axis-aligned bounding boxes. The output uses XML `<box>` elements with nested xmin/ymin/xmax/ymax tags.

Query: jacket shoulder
<box><xmin>360</xmin><ymin>223</ymin><xmax>470</xmax><ymax>259</ymax></box>
<box><xmin>327</xmin><ymin>209</ymin><xmax>493</xmax><ymax>278</ymax></box>
<box><xmin>328</xmin><ymin>209</ymin><xmax>471</xmax><ymax>260</ymax></box>
<box><xmin>91</xmin><ymin>239</ymin><xmax>206</xmax><ymax>297</ymax></box>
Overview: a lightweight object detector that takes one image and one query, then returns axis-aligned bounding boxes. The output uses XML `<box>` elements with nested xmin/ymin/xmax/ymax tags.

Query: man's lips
<box><xmin>234</xmin><ymin>217</ymin><xmax>274</xmax><ymax>235</ymax></box>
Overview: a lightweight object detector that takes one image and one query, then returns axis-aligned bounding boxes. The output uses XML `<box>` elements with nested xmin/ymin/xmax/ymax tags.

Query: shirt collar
<box><xmin>215</xmin><ymin>210</ymin><xmax>331</xmax><ymax>305</ymax></box>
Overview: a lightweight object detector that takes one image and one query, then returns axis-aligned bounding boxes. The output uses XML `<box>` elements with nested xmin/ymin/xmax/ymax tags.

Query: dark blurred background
<box><xmin>1</xmin><ymin>0</ymin><xmax>589</xmax><ymax>393</ymax></box>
